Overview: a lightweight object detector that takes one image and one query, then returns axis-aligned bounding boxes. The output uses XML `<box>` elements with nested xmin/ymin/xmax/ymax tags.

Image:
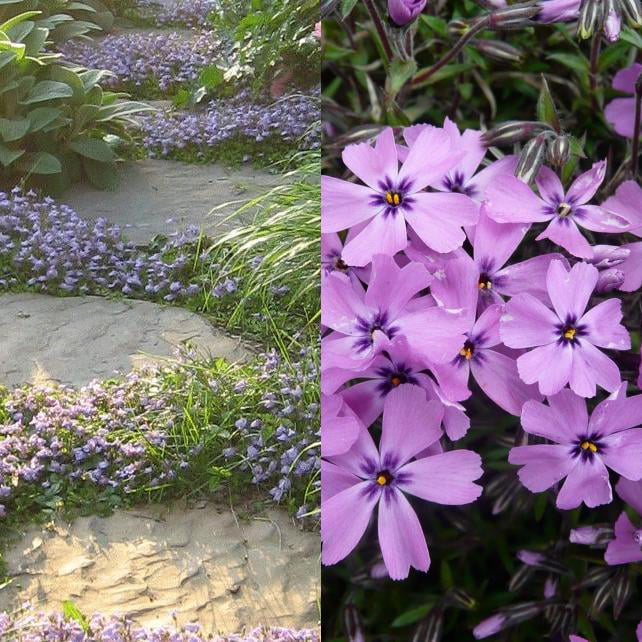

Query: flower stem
<box><xmin>412</xmin><ymin>16</ymin><xmax>490</xmax><ymax>86</ymax></box>
<box><xmin>588</xmin><ymin>32</ymin><xmax>600</xmax><ymax>111</ymax></box>
<box><xmin>363</xmin><ymin>0</ymin><xmax>394</xmax><ymax>63</ymax></box>
<box><xmin>631</xmin><ymin>78</ymin><xmax>642</xmax><ymax>179</ymax></box>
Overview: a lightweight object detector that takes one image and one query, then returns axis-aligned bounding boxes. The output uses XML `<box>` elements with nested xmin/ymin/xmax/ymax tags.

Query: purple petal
<box><xmin>322</xmin><ymin>460</ymin><xmax>361</xmax><ymax>502</ymax></box>
<box><xmin>546</xmin><ymin>259</ymin><xmax>598</xmax><ymax>322</ymax></box>
<box><xmin>575</xmin><ymin>340</ymin><xmax>622</xmax><ymax>394</ymax></box>
<box><xmin>321</xmin><ymin>176</ymin><xmax>378</xmax><ymax>233</ymax></box>
<box><xmin>612</xmin><ymin>62</ymin><xmax>642</xmax><ymax>93</ymax></box>
<box><xmin>604</xmin><ymin>97</ymin><xmax>638</xmax><ymax>138</ymax></box>
<box><xmin>605</xmin><ymin>512</ymin><xmax>642</xmax><ymax>565</ymax></box>
<box><xmin>566</xmin><ymin>160</ymin><xmax>606</xmax><ymax>204</ymax></box>
<box><xmin>517</xmin><ymin>343</ymin><xmax>573</xmax><ymax>396</ymax></box>
<box><xmin>600</xmin><ymin>428</ymin><xmax>642</xmax><ymax>480</ymax></box>
<box><xmin>616</xmin><ymin>477</ymin><xmax>642</xmax><ymax>514</ymax></box>
<box><xmin>342</xmin><ymin>127</ymin><xmax>398</xmax><ymax>190</ymax></box>
<box><xmin>509</xmin><ymin>444</ymin><xmax>575</xmax><ymax>492</ymax></box>
<box><xmin>577</xmin><ymin>204</ymin><xmax>630</xmax><ymax>233</ymax></box>
<box><xmin>500</xmin><ymin>293</ymin><xmax>559</xmax><ymax>349</ymax></box>
<box><xmin>536</xmin><ymin>218</ymin><xmax>594</xmax><ymax>259</ymax></box>
<box><xmin>535</xmin><ymin>165</ymin><xmax>564</xmax><ymax>203</ymax></box>
<box><xmin>485</xmin><ymin>174</ymin><xmax>549</xmax><ymax>223</ymax></box>
<box><xmin>342</xmin><ymin>212</ymin><xmax>408</xmax><ymax>267</ymax></box>
<box><xmin>556</xmin><ymin>455</ymin><xmax>612</xmax><ymax>509</ymax></box>
<box><xmin>321</xmin><ymin>272</ymin><xmax>368</xmax><ymax>334</ymax></box>
<box><xmin>580</xmin><ymin>298</ymin><xmax>630</xmax><ymax>351</ymax></box>
<box><xmin>619</xmin><ymin>242</ymin><xmax>642</xmax><ymax>291</ymax></box>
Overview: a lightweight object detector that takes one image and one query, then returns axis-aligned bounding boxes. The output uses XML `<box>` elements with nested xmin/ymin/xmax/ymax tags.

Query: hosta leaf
<box><xmin>22</xmin><ymin>80</ymin><xmax>73</xmax><ymax>104</ymax></box>
<box><xmin>22</xmin><ymin>151</ymin><xmax>62</xmax><ymax>174</ymax></box>
<box><xmin>0</xmin><ymin>11</ymin><xmax>41</xmax><ymax>34</ymax></box>
<box><xmin>0</xmin><ymin>118</ymin><xmax>30</xmax><ymax>142</ymax></box>
<box><xmin>23</xmin><ymin>26</ymin><xmax>48</xmax><ymax>55</ymax></box>
<box><xmin>68</xmin><ymin>137</ymin><xmax>115</xmax><ymax>162</ymax></box>
<box><xmin>83</xmin><ymin>157</ymin><xmax>118</xmax><ymax>190</ymax></box>
<box><xmin>0</xmin><ymin>144</ymin><xmax>24</xmax><ymax>167</ymax></box>
<box><xmin>0</xmin><ymin>50</ymin><xmax>16</xmax><ymax>70</ymax></box>
<box><xmin>27</xmin><ymin>107</ymin><xmax>62</xmax><ymax>132</ymax></box>
<box><xmin>7</xmin><ymin>21</ymin><xmax>34</xmax><ymax>44</ymax></box>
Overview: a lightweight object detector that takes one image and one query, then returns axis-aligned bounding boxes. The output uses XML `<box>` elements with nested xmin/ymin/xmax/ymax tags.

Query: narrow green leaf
<box><xmin>536</xmin><ymin>75</ymin><xmax>561</xmax><ymax>133</ymax></box>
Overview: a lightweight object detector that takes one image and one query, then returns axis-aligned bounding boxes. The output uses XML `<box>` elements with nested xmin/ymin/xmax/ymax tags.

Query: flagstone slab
<box><xmin>0</xmin><ymin>504</ymin><xmax>319</xmax><ymax>634</ymax></box>
<box><xmin>0</xmin><ymin>293</ymin><xmax>248</xmax><ymax>388</ymax></box>
<box><xmin>61</xmin><ymin>159</ymin><xmax>282</xmax><ymax>245</ymax></box>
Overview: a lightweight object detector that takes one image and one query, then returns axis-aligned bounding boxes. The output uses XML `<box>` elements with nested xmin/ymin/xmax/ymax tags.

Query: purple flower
<box><xmin>537</xmin><ymin>0</ymin><xmax>581</xmax><ymax>22</ymax></box>
<box><xmin>605</xmin><ymin>477</ymin><xmax>642</xmax><ymax>564</ymax></box>
<box><xmin>509</xmin><ymin>388</ymin><xmax>642</xmax><ymax>509</ymax></box>
<box><xmin>321</xmin><ymin>393</ymin><xmax>362</xmax><ymax>457</ymax></box>
<box><xmin>605</xmin><ymin>63</ymin><xmax>642</xmax><ymax>138</ymax></box>
<box><xmin>321</xmin><ymin>127</ymin><xmax>478</xmax><ymax>266</ymax></box>
<box><xmin>388</xmin><ymin>0</ymin><xmax>427</xmax><ymax>25</ymax></box>
<box><xmin>322</xmin><ymin>384</ymin><xmax>482</xmax><ymax>579</ymax></box>
<box><xmin>500</xmin><ymin>260</ymin><xmax>630</xmax><ymax>397</ymax></box>
<box><xmin>473</xmin><ymin>614</ymin><xmax>506</xmax><ymax>639</ymax></box>
<box><xmin>486</xmin><ymin>161</ymin><xmax>629</xmax><ymax>259</ymax></box>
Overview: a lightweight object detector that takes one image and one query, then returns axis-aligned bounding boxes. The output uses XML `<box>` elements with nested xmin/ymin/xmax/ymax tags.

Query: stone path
<box><xmin>0</xmin><ymin>504</ymin><xmax>319</xmax><ymax>634</ymax></box>
<box><xmin>0</xmin><ymin>293</ymin><xmax>248</xmax><ymax>388</ymax></box>
<box><xmin>62</xmin><ymin>159</ymin><xmax>281</xmax><ymax>245</ymax></box>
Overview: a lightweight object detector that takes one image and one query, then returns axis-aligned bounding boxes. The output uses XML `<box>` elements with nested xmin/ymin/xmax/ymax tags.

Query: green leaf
<box><xmin>24</xmin><ymin>151</ymin><xmax>62</xmax><ymax>174</ymax></box>
<box><xmin>62</xmin><ymin>601</ymin><xmax>90</xmax><ymax>633</ymax></box>
<box><xmin>68</xmin><ymin>137</ymin><xmax>115</xmax><ymax>162</ymax></box>
<box><xmin>412</xmin><ymin>63</ymin><xmax>472</xmax><ymax>87</ymax></box>
<box><xmin>27</xmin><ymin>107</ymin><xmax>62</xmax><ymax>132</ymax></box>
<box><xmin>341</xmin><ymin>0</ymin><xmax>358</xmax><ymax>18</ymax></box>
<box><xmin>536</xmin><ymin>75</ymin><xmax>561</xmax><ymax>133</ymax></box>
<box><xmin>0</xmin><ymin>117</ymin><xmax>30</xmax><ymax>142</ymax></box>
<box><xmin>620</xmin><ymin>27</ymin><xmax>642</xmax><ymax>49</ymax></box>
<box><xmin>0</xmin><ymin>10</ymin><xmax>41</xmax><ymax>34</ymax></box>
<box><xmin>83</xmin><ymin>157</ymin><xmax>118</xmax><ymax>189</ymax></box>
<box><xmin>547</xmin><ymin>52</ymin><xmax>589</xmax><ymax>75</ymax></box>
<box><xmin>199</xmin><ymin>65</ymin><xmax>224</xmax><ymax>89</ymax></box>
<box><xmin>0</xmin><ymin>143</ymin><xmax>24</xmax><ymax>167</ymax></box>
<box><xmin>22</xmin><ymin>80</ymin><xmax>73</xmax><ymax>104</ymax></box>
<box><xmin>386</xmin><ymin>58</ymin><xmax>417</xmax><ymax>99</ymax></box>
<box><xmin>420</xmin><ymin>14</ymin><xmax>448</xmax><ymax>37</ymax></box>
<box><xmin>391</xmin><ymin>604</ymin><xmax>433</xmax><ymax>628</ymax></box>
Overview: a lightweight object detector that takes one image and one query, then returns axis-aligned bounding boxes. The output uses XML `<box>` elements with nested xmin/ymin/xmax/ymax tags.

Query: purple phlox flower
<box><xmin>401</xmin><ymin>118</ymin><xmax>518</xmax><ymax>203</ymax></box>
<box><xmin>428</xmin><ymin>252</ymin><xmax>542</xmax><ymax>415</ymax></box>
<box><xmin>335</xmin><ymin>336</ymin><xmax>470</xmax><ymax>440</ymax></box>
<box><xmin>322</xmin><ymin>253</ymin><xmax>469</xmax><ymax>374</ymax></box>
<box><xmin>537</xmin><ymin>0</ymin><xmax>581</xmax><ymax>23</ymax></box>
<box><xmin>471</xmin><ymin>204</ymin><xmax>567</xmax><ymax>311</ymax></box>
<box><xmin>473</xmin><ymin>614</ymin><xmax>506</xmax><ymax>639</ymax></box>
<box><xmin>501</xmin><ymin>259</ymin><xmax>630</xmax><ymax>397</ymax></box>
<box><xmin>486</xmin><ymin>161</ymin><xmax>629</xmax><ymax>259</ymax></box>
<box><xmin>605</xmin><ymin>63</ymin><xmax>642</xmax><ymax>138</ymax></box>
<box><xmin>321</xmin><ymin>232</ymin><xmax>370</xmax><ymax>285</ymax></box>
<box><xmin>509</xmin><ymin>388</ymin><xmax>642</xmax><ymax>509</ymax></box>
<box><xmin>321</xmin><ymin>393</ymin><xmax>362</xmax><ymax>458</ymax></box>
<box><xmin>601</xmin><ymin>180</ymin><xmax>642</xmax><ymax>292</ymax></box>
<box><xmin>388</xmin><ymin>0</ymin><xmax>427</xmax><ymax>25</ymax></box>
<box><xmin>321</xmin><ymin>127</ymin><xmax>478</xmax><ymax>266</ymax></box>
<box><xmin>322</xmin><ymin>384</ymin><xmax>482</xmax><ymax>579</ymax></box>
<box><xmin>605</xmin><ymin>477</ymin><xmax>642</xmax><ymax>564</ymax></box>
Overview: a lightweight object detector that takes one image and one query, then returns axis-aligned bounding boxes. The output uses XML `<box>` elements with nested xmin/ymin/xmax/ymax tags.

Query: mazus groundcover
<box><xmin>320</xmin><ymin>0</ymin><xmax>642</xmax><ymax>638</ymax></box>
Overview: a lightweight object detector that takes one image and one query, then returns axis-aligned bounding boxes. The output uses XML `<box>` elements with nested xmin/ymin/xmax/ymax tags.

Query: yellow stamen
<box><xmin>589</xmin><ymin>442</ymin><xmax>598</xmax><ymax>453</ymax></box>
<box><xmin>386</xmin><ymin>192</ymin><xmax>393</xmax><ymax>205</ymax></box>
<box><xmin>391</xmin><ymin>376</ymin><xmax>401</xmax><ymax>386</ymax></box>
<box><xmin>580</xmin><ymin>441</ymin><xmax>590</xmax><ymax>450</ymax></box>
<box><xmin>393</xmin><ymin>193</ymin><xmax>400</xmax><ymax>206</ymax></box>
<box><xmin>564</xmin><ymin>327</ymin><xmax>576</xmax><ymax>340</ymax></box>
<box><xmin>478</xmin><ymin>280</ymin><xmax>492</xmax><ymax>290</ymax></box>
<box><xmin>459</xmin><ymin>346</ymin><xmax>473</xmax><ymax>360</ymax></box>
<box><xmin>376</xmin><ymin>474</ymin><xmax>388</xmax><ymax>486</ymax></box>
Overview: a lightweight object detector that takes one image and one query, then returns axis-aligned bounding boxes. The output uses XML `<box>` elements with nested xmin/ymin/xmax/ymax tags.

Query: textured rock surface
<box><xmin>0</xmin><ymin>504</ymin><xmax>319</xmax><ymax>634</ymax></box>
<box><xmin>61</xmin><ymin>159</ymin><xmax>280</xmax><ymax>244</ymax></box>
<box><xmin>0</xmin><ymin>293</ymin><xmax>248</xmax><ymax>388</ymax></box>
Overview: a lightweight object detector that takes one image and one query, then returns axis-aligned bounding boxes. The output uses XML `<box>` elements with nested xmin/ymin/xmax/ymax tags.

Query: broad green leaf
<box><xmin>22</xmin><ymin>80</ymin><xmax>73</xmax><ymax>104</ymax></box>
<box><xmin>536</xmin><ymin>75</ymin><xmax>561</xmax><ymax>133</ymax></box>
<box><xmin>27</xmin><ymin>107</ymin><xmax>62</xmax><ymax>132</ymax></box>
<box><xmin>0</xmin><ymin>11</ymin><xmax>41</xmax><ymax>34</ymax></box>
<box><xmin>620</xmin><ymin>27</ymin><xmax>642</xmax><ymax>49</ymax></box>
<box><xmin>0</xmin><ymin>144</ymin><xmax>24</xmax><ymax>167</ymax></box>
<box><xmin>7</xmin><ymin>20</ymin><xmax>34</xmax><ymax>44</ymax></box>
<box><xmin>341</xmin><ymin>0</ymin><xmax>358</xmax><ymax>18</ymax></box>
<box><xmin>23</xmin><ymin>151</ymin><xmax>62</xmax><ymax>174</ymax></box>
<box><xmin>0</xmin><ymin>118</ymin><xmax>30</xmax><ymax>142</ymax></box>
<box><xmin>83</xmin><ymin>157</ymin><xmax>118</xmax><ymax>190</ymax></box>
<box><xmin>68</xmin><ymin>137</ymin><xmax>115</xmax><ymax>162</ymax></box>
<box><xmin>0</xmin><ymin>50</ymin><xmax>16</xmax><ymax>71</ymax></box>
<box><xmin>199</xmin><ymin>65</ymin><xmax>224</xmax><ymax>89</ymax></box>
<box><xmin>67</xmin><ymin>2</ymin><xmax>97</xmax><ymax>12</ymax></box>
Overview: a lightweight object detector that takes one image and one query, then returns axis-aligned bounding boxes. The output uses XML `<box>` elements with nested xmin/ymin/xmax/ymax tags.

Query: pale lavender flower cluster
<box><xmin>0</xmin><ymin>610</ymin><xmax>319</xmax><ymax>642</ymax></box>
<box><xmin>0</xmin><ymin>188</ymin><xmax>203</xmax><ymax>301</ymax></box>
<box><xmin>151</xmin><ymin>0</ymin><xmax>219</xmax><ymax>27</ymax></box>
<box><xmin>139</xmin><ymin>89</ymin><xmax>321</xmax><ymax>159</ymax></box>
<box><xmin>58</xmin><ymin>31</ymin><xmax>223</xmax><ymax>93</ymax></box>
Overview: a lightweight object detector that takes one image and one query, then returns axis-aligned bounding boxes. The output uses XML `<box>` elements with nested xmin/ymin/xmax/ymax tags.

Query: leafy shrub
<box><xmin>0</xmin><ymin>12</ymin><xmax>150</xmax><ymax>192</ymax></box>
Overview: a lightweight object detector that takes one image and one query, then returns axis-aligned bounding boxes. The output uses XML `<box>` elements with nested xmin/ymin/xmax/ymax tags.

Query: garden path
<box><xmin>0</xmin><ymin>294</ymin><xmax>248</xmax><ymax>388</ymax></box>
<box><xmin>0</xmin><ymin>503</ymin><xmax>319</xmax><ymax>634</ymax></box>
<box><xmin>62</xmin><ymin>159</ymin><xmax>281</xmax><ymax>244</ymax></box>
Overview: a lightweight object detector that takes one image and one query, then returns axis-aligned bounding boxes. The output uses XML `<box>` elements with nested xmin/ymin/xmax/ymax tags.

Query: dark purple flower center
<box><xmin>353</xmin><ymin>311</ymin><xmax>399</xmax><ymax>353</ymax></box>
<box><xmin>443</xmin><ymin>171</ymin><xmax>477</xmax><ymax>197</ymax></box>
<box><xmin>373</xmin><ymin>177</ymin><xmax>415</xmax><ymax>216</ymax></box>
<box><xmin>375</xmin><ymin>469</ymin><xmax>394</xmax><ymax>486</ymax></box>
<box><xmin>333</xmin><ymin>256</ymin><xmax>349</xmax><ymax>272</ymax></box>
<box><xmin>557</xmin><ymin>316</ymin><xmax>586</xmax><ymax>345</ymax></box>
<box><xmin>459</xmin><ymin>339</ymin><xmax>475</xmax><ymax>361</ymax></box>
<box><xmin>556</xmin><ymin>202</ymin><xmax>572</xmax><ymax>217</ymax></box>
<box><xmin>385</xmin><ymin>191</ymin><xmax>403</xmax><ymax>207</ymax></box>
<box><xmin>573</xmin><ymin>434</ymin><xmax>605</xmax><ymax>461</ymax></box>
<box><xmin>478</xmin><ymin>273</ymin><xmax>493</xmax><ymax>290</ymax></box>
<box><xmin>375</xmin><ymin>363</ymin><xmax>419</xmax><ymax>396</ymax></box>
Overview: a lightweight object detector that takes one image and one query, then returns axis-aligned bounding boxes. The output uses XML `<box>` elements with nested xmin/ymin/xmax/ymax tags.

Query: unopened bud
<box><xmin>603</xmin><ymin>0</ymin><xmax>622</xmax><ymax>40</ymax></box>
<box><xmin>447</xmin><ymin>18</ymin><xmax>470</xmax><ymax>37</ymax></box>
<box><xmin>547</xmin><ymin>135</ymin><xmax>571</xmax><ymax>167</ymax></box>
<box><xmin>482</xmin><ymin>120</ymin><xmax>552</xmax><ymax>146</ymax></box>
<box><xmin>578</xmin><ymin>0</ymin><xmax>601</xmax><ymax>38</ymax></box>
<box><xmin>596</xmin><ymin>267</ymin><xmax>624</xmax><ymax>293</ymax></box>
<box><xmin>620</xmin><ymin>0</ymin><xmax>642</xmax><ymax>27</ymax></box>
<box><xmin>515</xmin><ymin>133</ymin><xmax>547</xmax><ymax>185</ymax></box>
<box><xmin>473</xmin><ymin>39</ymin><xmax>523</xmax><ymax>63</ymax></box>
<box><xmin>588</xmin><ymin>244</ymin><xmax>631</xmax><ymax>268</ymax></box>
<box><xmin>543</xmin><ymin>578</ymin><xmax>558</xmax><ymax>599</ymax></box>
<box><xmin>570</xmin><ymin>525</ymin><xmax>614</xmax><ymax>545</ymax></box>
<box><xmin>487</xmin><ymin>2</ymin><xmax>540</xmax><ymax>29</ymax></box>
<box><xmin>344</xmin><ymin>604</ymin><xmax>365</xmax><ymax>642</ymax></box>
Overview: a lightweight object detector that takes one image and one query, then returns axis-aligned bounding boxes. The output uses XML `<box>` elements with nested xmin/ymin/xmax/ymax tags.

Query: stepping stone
<box><xmin>0</xmin><ymin>293</ymin><xmax>248</xmax><ymax>388</ymax></box>
<box><xmin>61</xmin><ymin>159</ymin><xmax>282</xmax><ymax>245</ymax></box>
<box><xmin>0</xmin><ymin>504</ymin><xmax>319</xmax><ymax>635</ymax></box>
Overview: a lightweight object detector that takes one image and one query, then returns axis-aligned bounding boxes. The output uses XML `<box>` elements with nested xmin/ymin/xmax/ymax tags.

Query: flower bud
<box><xmin>547</xmin><ymin>135</ymin><xmax>570</xmax><ymax>167</ymax></box>
<box><xmin>487</xmin><ymin>2</ymin><xmax>540</xmax><ymax>29</ymax></box>
<box><xmin>569</xmin><ymin>525</ymin><xmax>614</xmax><ymax>545</ymax></box>
<box><xmin>447</xmin><ymin>18</ymin><xmax>470</xmax><ymax>36</ymax></box>
<box><xmin>544</xmin><ymin>577</ymin><xmax>558</xmax><ymax>599</ymax></box>
<box><xmin>587</xmin><ymin>245</ymin><xmax>631</xmax><ymax>268</ymax></box>
<box><xmin>388</xmin><ymin>0</ymin><xmax>428</xmax><ymax>25</ymax></box>
<box><xmin>578</xmin><ymin>0</ymin><xmax>601</xmax><ymax>39</ymax></box>
<box><xmin>482</xmin><ymin>120</ymin><xmax>551</xmax><ymax>146</ymax></box>
<box><xmin>619</xmin><ymin>0</ymin><xmax>642</xmax><ymax>27</ymax></box>
<box><xmin>473</xmin><ymin>614</ymin><xmax>506</xmax><ymax>639</ymax></box>
<box><xmin>473</xmin><ymin>39</ymin><xmax>523</xmax><ymax>63</ymax></box>
<box><xmin>596</xmin><ymin>267</ymin><xmax>625</xmax><ymax>293</ymax></box>
<box><xmin>603</xmin><ymin>0</ymin><xmax>622</xmax><ymax>40</ymax></box>
<box><xmin>515</xmin><ymin>133</ymin><xmax>548</xmax><ymax>184</ymax></box>
<box><xmin>344</xmin><ymin>604</ymin><xmax>365</xmax><ymax>642</ymax></box>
